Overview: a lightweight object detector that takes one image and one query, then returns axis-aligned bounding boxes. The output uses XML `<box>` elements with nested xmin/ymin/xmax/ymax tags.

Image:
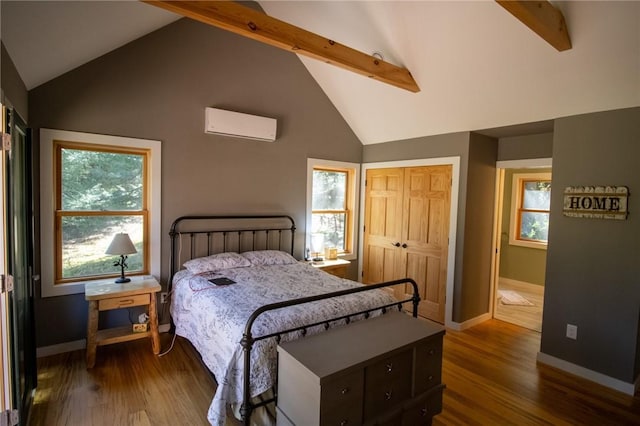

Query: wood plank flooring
<box><xmin>494</xmin><ymin>279</ymin><xmax>544</xmax><ymax>332</ymax></box>
<box><xmin>31</xmin><ymin>321</ymin><xmax>640</xmax><ymax>425</ymax></box>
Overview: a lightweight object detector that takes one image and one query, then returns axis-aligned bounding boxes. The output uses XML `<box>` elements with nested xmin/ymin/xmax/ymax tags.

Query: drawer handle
<box><xmin>119</xmin><ymin>299</ymin><xmax>135</xmax><ymax>306</ymax></box>
<box><xmin>386</xmin><ymin>363</ymin><xmax>393</xmax><ymax>372</ymax></box>
<box><xmin>340</xmin><ymin>387</ymin><xmax>349</xmax><ymax>395</ymax></box>
<box><xmin>340</xmin><ymin>420</ymin><xmax>348</xmax><ymax>426</ymax></box>
<box><xmin>421</xmin><ymin>407</ymin><xmax>428</xmax><ymax>417</ymax></box>
<box><xmin>428</xmin><ymin>348</ymin><xmax>435</xmax><ymax>356</ymax></box>
<box><xmin>384</xmin><ymin>390</ymin><xmax>393</xmax><ymax>401</ymax></box>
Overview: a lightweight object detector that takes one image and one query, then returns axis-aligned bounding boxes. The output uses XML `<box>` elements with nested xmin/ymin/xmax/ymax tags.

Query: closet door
<box><xmin>397</xmin><ymin>166</ymin><xmax>451</xmax><ymax>323</ymax></box>
<box><xmin>363</xmin><ymin>165</ymin><xmax>451</xmax><ymax>323</ymax></box>
<box><xmin>362</xmin><ymin>168</ymin><xmax>404</xmax><ymax>284</ymax></box>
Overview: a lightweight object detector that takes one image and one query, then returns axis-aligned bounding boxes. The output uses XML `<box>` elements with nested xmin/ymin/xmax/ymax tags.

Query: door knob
<box><xmin>402</xmin><ymin>243</ymin><xmax>408</xmax><ymax>248</ymax></box>
<box><xmin>392</xmin><ymin>242</ymin><xmax>401</xmax><ymax>247</ymax></box>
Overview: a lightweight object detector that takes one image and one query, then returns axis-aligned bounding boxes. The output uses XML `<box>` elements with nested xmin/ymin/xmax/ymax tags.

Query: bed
<box><xmin>168</xmin><ymin>215</ymin><xmax>420</xmax><ymax>426</ymax></box>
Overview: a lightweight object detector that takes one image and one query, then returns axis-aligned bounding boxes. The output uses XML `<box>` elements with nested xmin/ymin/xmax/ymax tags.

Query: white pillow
<box><xmin>183</xmin><ymin>252</ymin><xmax>250</xmax><ymax>274</ymax></box>
<box><xmin>241</xmin><ymin>250</ymin><xmax>297</xmax><ymax>266</ymax></box>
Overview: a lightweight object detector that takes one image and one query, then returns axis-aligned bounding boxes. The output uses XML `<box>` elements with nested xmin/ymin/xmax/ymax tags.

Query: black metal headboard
<box><xmin>168</xmin><ymin>215</ymin><xmax>296</xmax><ymax>291</ymax></box>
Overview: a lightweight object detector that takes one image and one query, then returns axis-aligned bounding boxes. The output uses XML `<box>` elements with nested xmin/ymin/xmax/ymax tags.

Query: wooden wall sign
<box><xmin>563</xmin><ymin>186</ymin><xmax>629</xmax><ymax>220</ymax></box>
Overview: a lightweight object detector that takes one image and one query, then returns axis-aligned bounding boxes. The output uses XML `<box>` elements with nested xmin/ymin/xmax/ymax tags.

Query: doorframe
<box><xmin>1</xmin><ymin>103</ymin><xmax>12</xmax><ymax>416</ymax></box>
<box><xmin>359</xmin><ymin>157</ymin><xmax>460</xmax><ymax>328</ymax></box>
<box><xmin>490</xmin><ymin>157</ymin><xmax>552</xmax><ymax>320</ymax></box>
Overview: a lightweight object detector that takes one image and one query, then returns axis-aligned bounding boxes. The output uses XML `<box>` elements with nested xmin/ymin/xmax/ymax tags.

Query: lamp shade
<box><xmin>105</xmin><ymin>233</ymin><xmax>137</xmax><ymax>255</ymax></box>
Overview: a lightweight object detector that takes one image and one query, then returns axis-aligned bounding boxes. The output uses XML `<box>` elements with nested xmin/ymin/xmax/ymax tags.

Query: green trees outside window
<box><xmin>518</xmin><ymin>180</ymin><xmax>551</xmax><ymax>242</ymax></box>
<box><xmin>56</xmin><ymin>143</ymin><xmax>148</xmax><ymax>281</ymax></box>
<box><xmin>312</xmin><ymin>169</ymin><xmax>348</xmax><ymax>251</ymax></box>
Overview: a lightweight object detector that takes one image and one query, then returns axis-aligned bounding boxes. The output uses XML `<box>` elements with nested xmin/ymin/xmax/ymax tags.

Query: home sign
<box><xmin>563</xmin><ymin>186</ymin><xmax>629</xmax><ymax>220</ymax></box>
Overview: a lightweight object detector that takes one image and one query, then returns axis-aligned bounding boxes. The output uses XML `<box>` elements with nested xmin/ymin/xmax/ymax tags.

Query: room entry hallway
<box><xmin>30</xmin><ymin>320</ymin><xmax>639</xmax><ymax>425</ymax></box>
<box><xmin>494</xmin><ymin>279</ymin><xmax>544</xmax><ymax>332</ymax></box>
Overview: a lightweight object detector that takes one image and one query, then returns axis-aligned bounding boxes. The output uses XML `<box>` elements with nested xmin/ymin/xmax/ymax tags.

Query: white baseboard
<box><xmin>447</xmin><ymin>312</ymin><xmax>492</xmax><ymax>331</ymax></box>
<box><xmin>499</xmin><ymin>277</ymin><xmax>545</xmax><ymax>295</ymax></box>
<box><xmin>37</xmin><ymin>322</ymin><xmax>172</xmax><ymax>358</ymax></box>
<box><xmin>537</xmin><ymin>351</ymin><xmax>637</xmax><ymax>396</ymax></box>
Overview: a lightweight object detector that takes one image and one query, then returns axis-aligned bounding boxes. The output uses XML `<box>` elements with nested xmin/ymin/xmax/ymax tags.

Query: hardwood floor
<box><xmin>31</xmin><ymin>321</ymin><xmax>640</xmax><ymax>426</ymax></box>
<box><xmin>30</xmin><ymin>334</ymin><xmax>216</xmax><ymax>426</ymax></box>
<box><xmin>494</xmin><ymin>279</ymin><xmax>544</xmax><ymax>332</ymax></box>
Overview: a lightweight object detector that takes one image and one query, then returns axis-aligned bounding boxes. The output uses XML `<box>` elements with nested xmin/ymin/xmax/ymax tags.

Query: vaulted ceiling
<box><xmin>1</xmin><ymin>1</ymin><xmax>639</xmax><ymax>144</ymax></box>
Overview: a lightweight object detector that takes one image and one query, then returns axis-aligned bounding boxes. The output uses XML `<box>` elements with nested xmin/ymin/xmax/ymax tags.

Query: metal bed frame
<box><xmin>168</xmin><ymin>215</ymin><xmax>420</xmax><ymax>425</ymax></box>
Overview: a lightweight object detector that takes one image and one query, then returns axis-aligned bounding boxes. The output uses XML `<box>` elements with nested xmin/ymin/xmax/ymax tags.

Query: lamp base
<box><xmin>115</xmin><ymin>277</ymin><xmax>131</xmax><ymax>284</ymax></box>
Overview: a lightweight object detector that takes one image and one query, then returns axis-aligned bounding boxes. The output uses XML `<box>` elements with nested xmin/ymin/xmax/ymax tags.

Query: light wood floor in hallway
<box><xmin>31</xmin><ymin>321</ymin><xmax>640</xmax><ymax>425</ymax></box>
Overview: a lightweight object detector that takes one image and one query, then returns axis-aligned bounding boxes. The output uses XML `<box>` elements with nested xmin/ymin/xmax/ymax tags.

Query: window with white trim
<box><xmin>306</xmin><ymin>159</ymin><xmax>359</xmax><ymax>260</ymax></box>
<box><xmin>41</xmin><ymin>129</ymin><xmax>161</xmax><ymax>297</ymax></box>
<box><xmin>509</xmin><ymin>172</ymin><xmax>551</xmax><ymax>249</ymax></box>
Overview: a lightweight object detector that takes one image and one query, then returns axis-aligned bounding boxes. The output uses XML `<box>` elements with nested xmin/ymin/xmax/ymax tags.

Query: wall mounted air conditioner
<box><xmin>205</xmin><ymin>107</ymin><xmax>277</xmax><ymax>142</ymax></box>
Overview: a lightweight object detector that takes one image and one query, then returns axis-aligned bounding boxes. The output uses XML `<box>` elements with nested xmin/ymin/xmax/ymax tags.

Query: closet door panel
<box><xmin>363</xmin><ymin>168</ymin><xmax>404</xmax><ymax>284</ymax></box>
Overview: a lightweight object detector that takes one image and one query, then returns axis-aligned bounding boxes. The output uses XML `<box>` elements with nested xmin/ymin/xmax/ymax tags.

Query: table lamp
<box><xmin>105</xmin><ymin>233</ymin><xmax>137</xmax><ymax>283</ymax></box>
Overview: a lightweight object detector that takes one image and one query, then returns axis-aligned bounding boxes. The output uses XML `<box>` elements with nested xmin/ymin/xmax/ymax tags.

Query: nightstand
<box><xmin>85</xmin><ymin>276</ymin><xmax>161</xmax><ymax>368</ymax></box>
<box><xmin>309</xmin><ymin>258</ymin><xmax>351</xmax><ymax>278</ymax></box>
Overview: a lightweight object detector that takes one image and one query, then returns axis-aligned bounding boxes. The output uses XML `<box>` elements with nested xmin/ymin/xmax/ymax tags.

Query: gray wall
<box><xmin>29</xmin><ymin>18</ymin><xmax>363</xmax><ymax>347</ymax></box>
<box><xmin>498</xmin><ymin>132</ymin><xmax>553</xmax><ymax>161</ymax></box>
<box><xmin>541</xmin><ymin>107</ymin><xmax>640</xmax><ymax>383</ymax></box>
<box><xmin>1</xmin><ymin>42</ymin><xmax>28</xmax><ymax>121</ymax></box>
<box><xmin>499</xmin><ymin>168</ymin><xmax>552</xmax><ymax>286</ymax></box>
<box><xmin>363</xmin><ymin>131</ymin><xmax>498</xmax><ymax>323</ymax></box>
<box><xmin>460</xmin><ymin>133</ymin><xmax>498</xmax><ymax>319</ymax></box>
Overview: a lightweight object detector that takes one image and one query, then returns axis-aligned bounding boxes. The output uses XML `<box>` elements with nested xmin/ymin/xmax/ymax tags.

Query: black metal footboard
<box><xmin>239</xmin><ymin>278</ymin><xmax>420</xmax><ymax>425</ymax></box>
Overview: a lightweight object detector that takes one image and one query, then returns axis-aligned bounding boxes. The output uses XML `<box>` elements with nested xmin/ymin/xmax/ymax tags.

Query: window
<box><xmin>55</xmin><ymin>142</ymin><xmax>148</xmax><ymax>282</ymax></box>
<box><xmin>509</xmin><ymin>172</ymin><xmax>551</xmax><ymax>249</ymax></box>
<box><xmin>307</xmin><ymin>159</ymin><xmax>360</xmax><ymax>260</ymax></box>
<box><xmin>41</xmin><ymin>129</ymin><xmax>161</xmax><ymax>297</ymax></box>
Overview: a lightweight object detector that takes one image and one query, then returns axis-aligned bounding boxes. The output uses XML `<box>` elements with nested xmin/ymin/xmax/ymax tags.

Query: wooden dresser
<box><xmin>276</xmin><ymin>311</ymin><xmax>445</xmax><ymax>425</ymax></box>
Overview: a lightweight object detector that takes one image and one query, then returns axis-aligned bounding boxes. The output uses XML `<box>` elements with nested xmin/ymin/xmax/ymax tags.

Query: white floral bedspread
<box><xmin>170</xmin><ymin>262</ymin><xmax>397</xmax><ymax>426</ymax></box>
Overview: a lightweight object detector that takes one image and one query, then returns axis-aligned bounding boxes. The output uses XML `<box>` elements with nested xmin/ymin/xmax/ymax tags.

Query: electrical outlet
<box><xmin>566</xmin><ymin>324</ymin><xmax>578</xmax><ymax>340</ymax></box>
<box><xmin>160</xmin><ymin>292</ymin><xmax>168</xmax><ymax>304</ymax></box>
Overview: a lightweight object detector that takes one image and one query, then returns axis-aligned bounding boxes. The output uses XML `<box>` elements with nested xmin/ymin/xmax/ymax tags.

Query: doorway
<box><xmin>491</xmin><ymin>160</ymin><xmax>551</xmax><ymax>332</ymax></box>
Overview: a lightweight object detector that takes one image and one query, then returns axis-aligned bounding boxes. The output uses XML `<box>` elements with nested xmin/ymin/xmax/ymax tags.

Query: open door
<box><xmin>1</xmin><ymin>104</ymin><xmax>37</xmax><ymax>425</ymax></box>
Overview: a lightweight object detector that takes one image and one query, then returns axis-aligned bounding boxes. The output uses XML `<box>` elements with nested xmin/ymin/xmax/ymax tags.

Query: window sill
<box><xmin>508</xmin><ymin>239</ymin><xmax>548</xmax><ymax>250</ymax></box>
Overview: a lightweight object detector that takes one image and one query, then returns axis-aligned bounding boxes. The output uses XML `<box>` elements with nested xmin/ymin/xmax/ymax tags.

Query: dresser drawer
<box><xmin>363</xmin><ymin>350</ymin><xmax>412</xmax><ymax>420</ymax></box>
<box><xmin>320</xmin><ymin>369</ymin><xmax>364</xmax><ymax>425</ymax></box>
<box><xmin>414</xmin><ymin>337</ymin><xmax>443</xmax><ymax>394</ymax></box>
<box><xmin>99</xmin><ymin>293</ymin><xmax>150</xmax><ymax>311</ymax></box>
<box><xmin>401</xmin><ymin>384</ymin><xmax>445</xmax><ymax>426</ymax></box>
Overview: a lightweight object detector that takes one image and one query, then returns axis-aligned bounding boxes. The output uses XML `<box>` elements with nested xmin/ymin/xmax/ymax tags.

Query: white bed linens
<box><xmin>171</xmin><ymin>262</ymin><xmax>397</xmax><ymax>426</ymax></box>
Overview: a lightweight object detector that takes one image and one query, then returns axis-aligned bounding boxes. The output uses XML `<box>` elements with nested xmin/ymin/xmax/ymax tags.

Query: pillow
<box><xmin>241</xmin><ymin>250</ymin><xmax>298</xmax><ymax>266</ymax></box>
<box><xmin>183</xmin><ymin>252</ymin><xmax>250</xmax><ymax>275</ymax></box>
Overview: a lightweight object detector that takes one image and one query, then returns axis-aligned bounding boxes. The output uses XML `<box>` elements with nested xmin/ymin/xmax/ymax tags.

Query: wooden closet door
<box><xmin>362</xmin><ymin>168</ymin><xmax>404</xmax><ymax>284</ymax></box>
<box><xmin>397</xmin><ymin>166</ymin><xmax>451</xmax><ymax>323</ymax></box>
<box><xmin>363</xmin><ymin>165</ymin><xmax>451</xmax><ymax>323</ymax></box>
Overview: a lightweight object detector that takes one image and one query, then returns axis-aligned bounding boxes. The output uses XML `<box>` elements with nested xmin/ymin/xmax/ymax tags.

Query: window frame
<box><xmin>54</xmin><ymin>141</ymin><xmax>150</xmax><ymax>283</ymax></box>
<box><xmin>41</xmin><ymin>129</ymin><xmax>161</xmax><ymax>297</ymax></box>
<box><xmin>509</xmin><ymin>172</ymin><xmax>551</xmax><ymax>250</ymax></box>
<box><xmin>306</xmin><ymin>158</ymin><xmax>360</xmax><ymax>261</ymax></box>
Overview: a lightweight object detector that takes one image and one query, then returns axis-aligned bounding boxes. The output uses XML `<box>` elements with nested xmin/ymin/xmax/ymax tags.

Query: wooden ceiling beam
<box><xmin>496</xmin><ymin>1</ymin><xmax>572</xmax><ymax>51</ymax></box>
<box><xmin>142</xmin><ymin>0</ymin><xmax>420</xmax><ymax>92</ymax></box>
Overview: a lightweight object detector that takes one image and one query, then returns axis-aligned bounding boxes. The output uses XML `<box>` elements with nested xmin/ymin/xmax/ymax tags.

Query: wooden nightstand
<box><xmin>85</xmin><ymin>276</ymin><xmax>161</xmax><ymax>368</ymax></box>
<box><xmin>309</xmin><ymin>258</ymin><xmax>350</xmax><ymax>278</ymax></box>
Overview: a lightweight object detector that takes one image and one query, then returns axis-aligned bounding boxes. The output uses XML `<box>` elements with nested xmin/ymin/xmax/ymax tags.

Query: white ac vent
<box><xmin>205</xmin><ymin>107</ymin><xmax>277</xmax><ymax>142</ymax></box>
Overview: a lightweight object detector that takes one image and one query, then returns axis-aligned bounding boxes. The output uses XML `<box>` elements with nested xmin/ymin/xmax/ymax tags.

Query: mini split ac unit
<box><xmin>205</xmin><ymin>107</ymin><xmax>277</xmax><ymax>142</ymax></box>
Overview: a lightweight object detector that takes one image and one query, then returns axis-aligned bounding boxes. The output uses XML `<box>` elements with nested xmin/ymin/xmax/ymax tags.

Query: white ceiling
<box><xmin>1</xmin><ymin>1</ymin><xmax>639</xmax><ymax>144</ymax></box>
